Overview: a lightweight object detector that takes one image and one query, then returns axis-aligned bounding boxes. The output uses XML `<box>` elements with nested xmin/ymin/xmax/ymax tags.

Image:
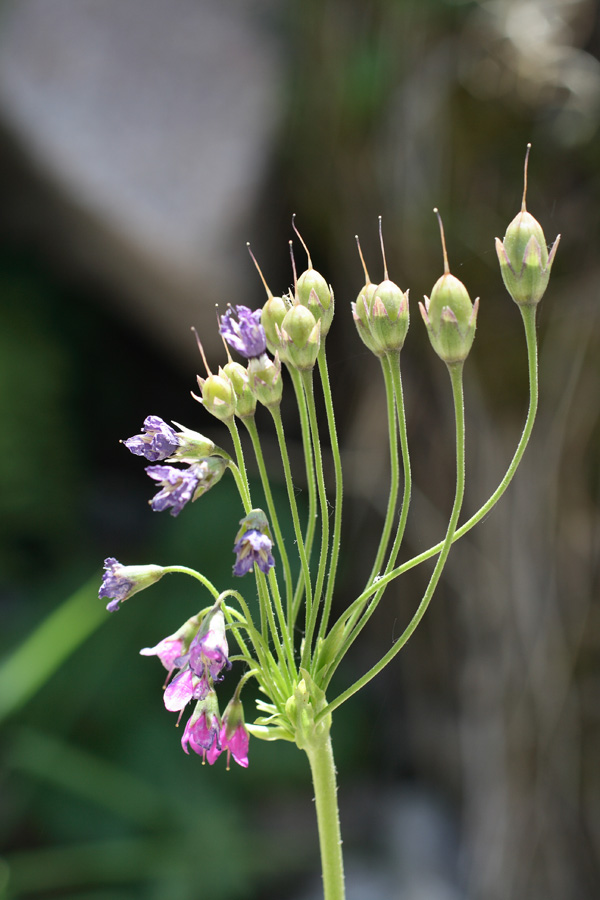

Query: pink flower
<box><xmin>181</xmin><ymin>694</ymin><xmax>222</xmax><ymax>765</ymax></box>
<box><xmin>220</xmin><ymin>694</ymin><xmax>249</xmax><ymax>769</ymax></box>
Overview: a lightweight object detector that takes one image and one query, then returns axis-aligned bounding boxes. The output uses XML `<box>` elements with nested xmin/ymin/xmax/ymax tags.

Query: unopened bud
<box><xmin>221</xmin><ymin>361</ymin><xmax>257</xmax><ymax>419</ymax></box>
<box><xmin>248</xmin><ymin>353</ymin><xmax>283</xmax><ymax>408</ymax></box>
<box><xmin>261</xmin><ymin>294</ymin><xmax>291</xmax><ymax>355</ymax></box>
<box><xmin>279</xmin><ymin>304</ymin><xmax>321</xmax><ymax>370</ymax></box>
<box><xmin>292</xmin><ymin>218</ymin><xmax>334</xmax><ymax>337</ymax></box>
<box><xmin>420</xmin><ymin>210</ymin><xmax>478</xmax><ymax>366</ymax></box>
<box><xmin>495</xmin><ymin>145</ymin><xmax>560</xmax><ymax>307</ymax></box>
<box><xmin>195</xmin><ymin>371</ymin><xmax>236</xmax><ymax>421</ymax></box>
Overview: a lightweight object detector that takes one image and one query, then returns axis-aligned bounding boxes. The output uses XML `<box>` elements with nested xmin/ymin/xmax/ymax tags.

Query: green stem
<box><xmin>267</xmin><ymin>567</ymin><xmax>297</xmax><ymax>680</ymax></box>
<box><xmin>301</xmin><ymin>369</ymin><xmax>330</xmax><ymax>668</ymax></box>
<box><xmin>320</xmin><ymin>362</ymin><xmax>466</xmax><ymax>722</ymax></box>
<box><xmin>161</xmin><ymin>566</ymin><xmax>219</xmax><ymax>599</ymax></box>
<box><xmin>226</xmin><ymin>419</ymin><xmax>252</xmax><ymax>513</ymax></box>
<box><xmin>288</xmin><ymin>367</ymin><xmax>318</xmax><ymax>623</ymax></box>
<box><xmin>243</xmin><ymin>416</ymin><xmax>294</xmax><ymax>624</ymax></box>
<box><xmin>270</xmin><ymin>407</ymin><xmax>314</xmax><ymax>621</ymax></box>
<box><xmin>328</xmin><ymin>305</ymin><xmax>539</xmax><ymax>629</ymax></box>
<box><xmin>305</xmin><ymin>734</ymin><xmax>345</xmax><ymax>900</ymax></box>
<box><xmin>255</xmin><ymin>570</ymin><xmax>291</xmax><ymax>686</ymax></box>
<box><xmin>323</xmin><ymin>352</ymin><xmax>412</xmax><ymax>685</ymax></box>
<box><xmin>315</xmin><ymin>347</ymin><xmax>343</xmax><ymax>643</ymax></box>
<box><xmin>366</xmin><ymin>353</ymin><xmax>400</xmax><ymax>583</ymax></box>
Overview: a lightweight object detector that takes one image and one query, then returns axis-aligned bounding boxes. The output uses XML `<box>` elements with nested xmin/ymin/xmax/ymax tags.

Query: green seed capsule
<box><xmin>280</xmin><ymin>304</ymin><xmax>321</xmax><ymax>370</ymax></box>
<box><xmin>420</xmin><ymin>211</ymin><xmax>478</xmax><ymax>366</ymax></box>
<box><xmin>197</xmin><ymin>370</ymin><xmax>236</xmax><ymax>421</ymax></box>
<box><xmin>222</xmin><ymin>361</ymin><xmax>257</xmax><ymax>419</ymax></box>
<box><xmin>248</xmin><ymin>354</ymin><xmax>283</xmax><ymax>409</ymax></box>
<box><xmin>495</xmin><ymin>145</ymin><xmax>560</xmax><ymax>306</ymax></box>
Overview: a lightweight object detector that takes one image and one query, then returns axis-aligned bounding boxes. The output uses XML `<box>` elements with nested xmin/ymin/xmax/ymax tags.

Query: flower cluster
<box><xmin>145</xmin><ymin>603</ymin><xmax>248</xmax><ymax>768</ymax></box>
<box><xmin>122</xmin><ymin>416</ymin><xmax>228</xmax><ymax>517</ymax></box>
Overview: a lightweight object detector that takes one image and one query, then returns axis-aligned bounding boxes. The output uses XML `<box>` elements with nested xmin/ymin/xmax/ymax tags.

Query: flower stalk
<box><xmin>98</xmin><ymin>150</ymin><xmax>555</xmax><ymax>899</ymax></box>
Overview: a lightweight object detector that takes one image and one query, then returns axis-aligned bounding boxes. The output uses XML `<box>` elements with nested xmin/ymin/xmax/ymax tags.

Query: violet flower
<box><xmin>146</xmin><ymin>465</ymin><xmax>200</xmax><ymax>516</ymax></box>
<box><xmin>99</xmin><ymin>558</ymin><xmax>164</xmax><ymax>612</ymax></box>
<box><xmin>219</xmin><ymin>305</ymin><xmax>267</xmax><ymax>359</ymax></box>
<box><xmin>146</xmin><ymin>458</ymin><xmax>228</xmax><ymax>516</ymax></box>
<box><xmin>233</xmin><ymin>530</ymin><xmax>275</xmax><ymax>577</ymax></box>
<box><xmin>188</xmin><ymin>605</ymin><xmax>231</xmax><ymax>682</ymax></box>
<box><xmin>123</xmin><ymin>416</ymin><xmax>179</xmax><ymax>462</ymax></box>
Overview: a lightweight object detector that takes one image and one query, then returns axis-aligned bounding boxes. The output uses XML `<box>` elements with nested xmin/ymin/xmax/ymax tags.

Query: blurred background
<box><xmin>0</xmin><ymin>0</ymin><xmax>598</xmax><ymax>898</ymax></box>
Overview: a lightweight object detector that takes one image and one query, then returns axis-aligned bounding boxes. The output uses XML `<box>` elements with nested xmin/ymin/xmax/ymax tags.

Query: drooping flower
<box><xmin>163</xmin><ymin>666</ymin><xmax>209</xmax><ymax>712</ymax></box>
<box><xmin>139</xmin><ymin>614</ymin><xmax>201</xmax><ymax>675</ymax></box>
<box><xmin>99</xmin><ymin>558</ymin><xmax>164</xmax><ymax>612</ymax></box>
<box><xmin>233</xmin><ymin>530</ymin><xmax>275</xmax><ymax>576</ymax></box>
<box><xmin>219</xmin><ymin>305</ymin><xmax>267</xmax><ymax>359</ymax></box>
<box><xmin>145</xmin><ymin>458</ymin><xmax>228</xmax><ymax>516</ymax></box>
<box><xmin>220</xmin><ymin>693</ymin><xmax>249</xmax><ymax>769</ymax></box>
<box><xmin>188</xmin><ymin>603</ymin><xmax>231</xmax><ymax>682</ymax></box>
<box><xmin>181</xmin><ymin>693</ymin><xmax>222</xmax><ymax>764</ymax></box>
<box><xmin>123</xmin><ymin>416</ymin><xmax>180</xmax><ymax>462</ymax></box>
<box><xmin>232</xmin><ymin>509</ymin><xmax>275</xmax><ymax>577</ymax></box>
<box><xmin>145</xmin><ymin>465</ymin><xmax>199</xmax><ymax>516</ymax></box>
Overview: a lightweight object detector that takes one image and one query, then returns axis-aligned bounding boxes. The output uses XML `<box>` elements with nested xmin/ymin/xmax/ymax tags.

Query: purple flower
<box><xmin>181</xmin><ymin>695</ymin><xmax>222</xmax><ymax>764</ymax></box>
<box><xmin>219</xmin><ymin>305</ymin><xmax>267</xmax><ymax>359</ymax></box>
<box><xmin>146</xmin><ymin>458</ymin><xmax>229</xmax><ymax>516</ymax></box>
<box><xmin>233</xmin><ymin>530</ymin><xmax>275</xmax><ymax>576</ymax></box>
<box><xmin>99</xmin><ymin>558</ymin><xmax>164</xmax><ymax>612</ymax></box>
<box><xmin>123</xmin><ymin>416</ymin><xmax>180</xmax><ymax>462</ymax></box>
<box><xmin>220</xmin><ymin>695</ymin><xmax>249</xmax><ymax>769</ymax></box>
<box><xmin>146</xmin><ymin>465</ymin><xmax>200</xmax><ymax>516</ymax></box>
<box><xmin>189</xmin><ymin>605</ymin><xmax>231</xmax><ymax>682</ymax></box>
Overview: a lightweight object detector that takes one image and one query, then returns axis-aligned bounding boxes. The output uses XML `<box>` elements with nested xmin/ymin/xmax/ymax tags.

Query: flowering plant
<box><xmin>99</xmin><ymin>148</ymin><xmax>558</xmax><ymax>899</ymax></box>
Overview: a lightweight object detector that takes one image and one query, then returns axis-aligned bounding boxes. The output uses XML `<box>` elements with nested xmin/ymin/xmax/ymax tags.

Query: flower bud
<box><xmin>195</xmin><ymin>370</ymin><xmax>236</xmax><ymax>421</ymax></box>
<box><xmin>221</xmin><ymin>361</ymin><xmax>257</xmax><ymax>419</ymax></box>
<box><xmin>296</xmin><ymin>268</ymin><xmax>334</xmax><ymax>337</ymax></box>
<box><xmin>420</xmin><ymin>210</ymin><xmax>478</xmax><ymax>366</ymax></box>
<box><xmin>279</xmin><ymin>304</ymin><xmax>321</xmax><ymax>370</ymax></box>
<box><xmin>292</xmin><ymin>219</ymin><xmax>334</xmax><ymax>337</ymax></box>
<box><xmin>261</xmin><ymin>294</ymin><xmax>291</xmax><ymax>355</ymax></box>
<box><xmin>368</xmin><ymin>279</ymin><xmax>410</xmax><ymax>355</ymax></box>
<box><xmin>352</xmin><ymin>225</ymin><xmax>409</xmax><ymax>357</ymax></box>
<box><xmin>247</xmin><ymin>353</ymin><xmax>283</xmax><ymax>408</ymax></box>
<box><xmin>495</xmin><ymin>146</ymin><xmax>560</xmax><ymax>307</ymax></box>
<box><xmin>352</xmin><ymin>282</ymin><xmax>380</xmax><ymax>355</ymax></box>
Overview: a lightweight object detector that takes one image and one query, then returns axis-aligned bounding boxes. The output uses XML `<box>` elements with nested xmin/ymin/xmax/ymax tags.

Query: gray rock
<box><xmin>0</xmin><ymin>0</ymin><xmax>281</xmax><ymax>361</ymax></box>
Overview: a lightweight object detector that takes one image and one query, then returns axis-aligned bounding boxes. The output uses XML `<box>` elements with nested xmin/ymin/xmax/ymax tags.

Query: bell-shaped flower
<box><xmin>181</xmin><ymin>693</ymin><xmax>222</xmax><ymax>764</ymax></box>
<box><xmin>220</xmin><ymin>693</ymin><xmax>249</xmax><ymax>768</ymax></box>
<box><xmin>232</xmin><ymin>509</ymin><xmax>275</xmax><ymax>577</ymax></box>
<box><xmin>99</xmin><ymin>558</ymin><xmax>164</xmax><ymax>612</ymax></box>
<box><xmin>188</xmin><ymin>602</ymin><xmax>231</xmax><ymax>682</ymax></box>
<box><xmin>146</xmin><ymin>458</ymin><xmax>228</xmax><ymax>516</ymax></box>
